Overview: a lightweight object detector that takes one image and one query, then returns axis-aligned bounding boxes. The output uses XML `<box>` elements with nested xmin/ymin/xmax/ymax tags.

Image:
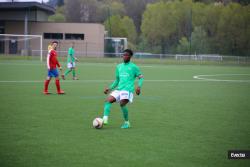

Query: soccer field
<box><xmin>0</xmin><ymin>59</ymin><xmax>249</xmax><ymax>167</ymax></box>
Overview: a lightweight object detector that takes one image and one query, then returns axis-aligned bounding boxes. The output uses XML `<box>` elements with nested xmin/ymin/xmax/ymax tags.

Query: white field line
<box><xmin>0</xmin><ymin>62</ymin><xmax>153</xmax><ymax>68</ymax></box>
<box><xmin>0</xmin><ymin>78</ymin><xmax>249</xmax><ymax>83</ymax></box>
<box><xmin>0</xmin><ymin>79</ymin><xmax>197</xmax><ymax>83</ymax></box>
<box><xmin>0</xmin><ymin>80</ymin><xmax>112</xmax><ymax>83</ymax></box>
<box><xmin>193</xmin><ymin>74</ymin><xmax>250</xmax><ymax>82</ymax></box>
<box><xmin>0</xmin><ymin>62</ymin><xmax>249</xmax><ymax>83</ymax></box>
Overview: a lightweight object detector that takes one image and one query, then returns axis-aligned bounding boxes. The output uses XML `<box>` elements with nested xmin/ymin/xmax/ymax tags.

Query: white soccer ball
<box><xmin>93</xmin><ymin>117</ymin><xmax>104</xmax><ymax>129</ymax></box>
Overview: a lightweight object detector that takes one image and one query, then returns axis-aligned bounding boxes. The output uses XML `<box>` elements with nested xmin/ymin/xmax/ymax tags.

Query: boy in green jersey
<box><xmin>103</xmin><ymin>49</ymin><xmax>144</xmax><ymax>129</ymax></box>
<box><xmin>62</xmin><ymin>42</ymin><xmax>78</xmax><ymax>80</ymax></box>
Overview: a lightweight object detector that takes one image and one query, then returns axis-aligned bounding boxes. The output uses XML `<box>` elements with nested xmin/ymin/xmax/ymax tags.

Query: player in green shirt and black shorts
<box><xmin>62</xmin><ymin>42</ymin><xmax>78</xmax><ymax>80</ymax></box>
<box><xmin>103</xmin><ymin>49</ymin><xmax>144</xmax><ymax>129</ymax></box>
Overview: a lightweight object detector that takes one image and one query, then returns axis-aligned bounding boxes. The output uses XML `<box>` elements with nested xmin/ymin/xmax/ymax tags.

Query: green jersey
<box><xmin>67</xmin><ymin>47</ymin><xmax>75</xmax><ymax>63</ymax></box>
<box><xmin>109</xmin><ymin>62</ymin><xmax>143</xmax><ymax>92</ymax></box>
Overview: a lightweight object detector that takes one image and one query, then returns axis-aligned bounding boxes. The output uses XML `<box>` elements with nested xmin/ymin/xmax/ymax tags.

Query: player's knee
<box><xmin>120</xmin><ymin>100</ymin><xmax>129</xmax><ymax>107</ymax></box>
<box><xmin>106</xmin><ymin>96</ymin><xmax>116</xmax><ymax>103</ymax></box>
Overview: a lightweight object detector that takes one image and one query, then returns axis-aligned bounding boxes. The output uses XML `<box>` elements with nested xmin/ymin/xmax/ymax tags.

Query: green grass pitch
<box><xmin>0</xmin><ymin>58</ymin><xmax>249</xmax><ymax>167</ymax></box>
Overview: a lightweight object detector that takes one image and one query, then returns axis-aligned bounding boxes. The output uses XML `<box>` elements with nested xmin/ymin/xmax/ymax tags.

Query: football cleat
<box><xmin>57</xmin><ymin>90</ymin><xmax>65</xmax><ymax>95</ymax></box>
<box><xmin>43</xmin><ymin>91</ymin><xmax>51</xmax><ymax>95</ymax></box>
<box><xmin>121</xmin><ymin>121</ymin><xmax>131</xmax><ymax>129</ymax></box>
<box><xmin>103</xmin><ymin>116</ymin><xmax>108</xmax><ymax>125</ymax></box>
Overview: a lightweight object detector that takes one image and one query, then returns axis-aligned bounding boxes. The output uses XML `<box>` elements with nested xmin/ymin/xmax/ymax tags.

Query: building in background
<box><xmin>0</xmin><ymin>1</ymin><xmax>105</xmax><ymax>57</ymax></box>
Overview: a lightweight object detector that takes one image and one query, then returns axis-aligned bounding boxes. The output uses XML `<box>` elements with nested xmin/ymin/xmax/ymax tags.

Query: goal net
<box><xmin>0</xmin><ymin>34</ymin><xmax>43</xmax><ymax>61</ymax></box>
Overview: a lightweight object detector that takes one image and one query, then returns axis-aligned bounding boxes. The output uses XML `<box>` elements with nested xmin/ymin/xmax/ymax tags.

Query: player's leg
<box><xmin>120</xmin><ymin>99</ymin><xmax>130</xmax><ymax>129</ymax></box>
<box><xmin>62</xmin><ymin>63</ymin><xmax>73</xmax><ymax>79</ymax></box>
<box><xmin>62</xmin><ymin>68</ymin><xmax>72</xmax><ymax>79</ymax></box>
<box><xmin>119</xmin><ymin>91</ymin><xmax>133</xmax><ymax>129</ymax></box>
<box><xmin>53</xmin><ymin>69</ymin><xmax>65</xmax><ymax>94</ymax></box>
<box><xmin>64</xmin><ymin>68</ymin><xmax>72</xmax><ymax>76</ymax></box>
<box><xmin>55</xmin><ymin>77</ymin><xmax>65</xmax><ymax>94</ymax></box>
<box><xmin>103</xmin><ymin>91</ymin><xmax>117</xmax><ymax>125</ymax></box>
<box><xmin>44</xmin><ymin>77</ymin><xmax>51</xmax><ymax>94</ymax></box>
<box><xmin>44</xmin><ymin>70</ymin><xmax>52</xmax><ymax>94</ymax></box>
<box><xmin>72</xmin><ymin>66</ymin><xmax>78</xmax><ymax>80</ymax></box>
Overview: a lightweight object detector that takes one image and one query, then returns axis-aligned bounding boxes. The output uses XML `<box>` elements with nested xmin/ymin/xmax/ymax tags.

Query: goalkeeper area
<box><xmin>0</xmin><ymin>57</ymin><xmax>250</xmax><ymax>167</ymax></box>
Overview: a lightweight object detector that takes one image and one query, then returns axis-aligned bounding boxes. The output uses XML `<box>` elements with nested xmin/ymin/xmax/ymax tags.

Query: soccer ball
<box><xmin>93</xmin><ymin>117</ymin><xmax>104</xmax><ymax>129</ymax></box>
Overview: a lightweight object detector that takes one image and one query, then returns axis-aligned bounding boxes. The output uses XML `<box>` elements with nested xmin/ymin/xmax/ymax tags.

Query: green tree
<box><xmin>109</xmin><ymin>1</ymin><xmax>126</xmax><ymax>16</ymax></box>
<box><xmin>177</xmin><ymin>37</ymin><xmax>189</xmax><ymax>54</ymax></box>
<box><xmin>104</xmin><ymin>15</ymin><xmax>137</xmax><ymax>44</ymax></box>
<box><xmin>104</xmin><ymin>15</ymin><xmax>127</xmax><ymax>37</ymax></box>
<box><xmin>217</xmin><ymin>3</ymin><xmax>249</xmax><ymax>55</ymax></box>
<box><xmin>122</xmin><ymin>0</ymin><xmax>151</xmax><ymax>32</ymax></box>
<box><xmin>48</xmin><ymin>6</ymin><xmax>65</xmax><ymax>22</ymax></box>
<box><xmin>142</xmin><ymin>1</ymin><xmax>179</xmax><ymax>53</ymax></box>
<box><xmin>121</xmin><ymin>16</ymin><xmax>137</xmax><ymax>44</ymax></box>
<box><xmin>191</xmin><ymin>26</ymin><xmax>210</xmax><ymax>54</ymax></box>
<box><xmin>48</xmin><ymin>13</ymin><xmax>65</xmax><ymax>22</ymax></box>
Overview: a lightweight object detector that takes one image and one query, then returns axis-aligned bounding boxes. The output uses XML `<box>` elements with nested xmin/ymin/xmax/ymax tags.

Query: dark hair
<box><xmin>124</xmin><ymin>49</ymin><xmax>133</xmax><ymax>56</ymax></box>
<box><xmin>51</xmin><ymin>41</ymin><xmax>58</xmax><ymax>44</ymax></box>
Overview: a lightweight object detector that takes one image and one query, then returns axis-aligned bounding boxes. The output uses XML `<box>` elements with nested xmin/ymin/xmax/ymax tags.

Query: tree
<box><xmin>103</xmin><ymin>15</ymin><xmax>137</xmax><ymax>44</ymax></box>
<box><xmin>177</xmin><ymin>37</ymin><xmax>189</xmax><ymax>54</ymax></box>
<box><xmin>108</xmin><ymin>1</ymin><xmax>126</xmax><ymax>16</ymax></box>
<box><xmin>64</xmin><ymin>0</ymin><xmax>81</xmax><ymax>22</ymax></box>
<box><xmin>191</xmin><ymin>26</ymin><xmax>210</xmax><ymax>54</ymax></box>
<box><xmin>122</xmin><ymin>0</ymin><xmax>157</xmax><ymax>33</ymax></box>
<box><xmin>48</xmin><ymin>13</ymin><xmax>65</xmax><ymax>22</ymax></box>
<box><xmin>48</xmin><ymin>6</ymin><xmax>65</xmax><ymax>22</ymax></box>
<box><xmin>64</xmin><ymin>0</ymin><xmax>107</xmax><ymax>22</ymax></box>
<box><xmin>104</xmin><ymin>15</ymin><xmax>127</xmax><ymax>37</ymax></box>
<box><xmin>141</xmin><ymin>1</ymin><xmax>179</xmax><ymax>53</ymax></box>
<box><xmin>217</xmin><ymin>3</ymin><xmax>249</xmax><ymax>55</ymax></box>
<box><xmin>121</xmin><ymin>16</ymin><xmax>137</xmax><ymax>43</ymax></box>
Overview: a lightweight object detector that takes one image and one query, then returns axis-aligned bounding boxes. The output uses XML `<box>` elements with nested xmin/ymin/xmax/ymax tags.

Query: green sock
<box><xmin>121</xmin><ymin>106</ymin><xmax>129</xmax><ymax>121</ymax></box>
<box><xmin>104</xmin><ymin>102</ymin><xmax>112</xmax><ymax>116</ymax></box>
<box><xmin>72</xmin><ymin>69</ymin><xmax>76</xmax><ymax>77</ymax></box>
<box><xmin>64</xmin><ymin>69</ymin><xmax>71</xmax><ymax>76</ymax></box>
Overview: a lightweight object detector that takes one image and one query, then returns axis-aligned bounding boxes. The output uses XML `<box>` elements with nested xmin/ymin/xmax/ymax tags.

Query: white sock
<box><xmin>103</xmin><ymin>116</ymin><xmax>108</xmax><ymax>121</ymax></box>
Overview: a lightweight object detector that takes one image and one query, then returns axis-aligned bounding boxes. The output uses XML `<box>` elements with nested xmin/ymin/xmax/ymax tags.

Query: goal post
<box><xmin>0</xmin><ymin>34</ymin><xmax>43</xmax><ymax>61</ymax></box>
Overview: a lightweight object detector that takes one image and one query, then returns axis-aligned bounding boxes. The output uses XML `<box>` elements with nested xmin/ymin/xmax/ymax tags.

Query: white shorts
<box><xmin>67</xmin><ymin>62</ymin><xmax>76</xmax><ymax>68</ymax></box>
<box><xmin>110</xmin><ymin>90</ymin><xmax>134</xmax><ymax>103</ymax></box>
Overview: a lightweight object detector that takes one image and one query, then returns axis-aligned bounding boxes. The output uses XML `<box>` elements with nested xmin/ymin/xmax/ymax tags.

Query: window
<box><xmin>44</xmin><ymin>33</ymin><xmax>63</xmax><ymax>40</ymax></box>
<box><xmin>65</xmin><ymin>33</ymin><xmax>84</xmax><ymax>40</ymax></box>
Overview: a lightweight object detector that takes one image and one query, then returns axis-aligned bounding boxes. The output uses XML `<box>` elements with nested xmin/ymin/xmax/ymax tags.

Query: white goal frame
<box><xmin>0</xmin><ymin>34</ymin><xmax>43</xmax><ymax>61</ymax></box>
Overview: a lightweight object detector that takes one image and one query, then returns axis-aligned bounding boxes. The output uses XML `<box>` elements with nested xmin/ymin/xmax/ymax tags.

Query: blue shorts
<box><xmin>48</xmin><ymin>69</ymin><xmax>59</xmax><ymax>77</ymax></box>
